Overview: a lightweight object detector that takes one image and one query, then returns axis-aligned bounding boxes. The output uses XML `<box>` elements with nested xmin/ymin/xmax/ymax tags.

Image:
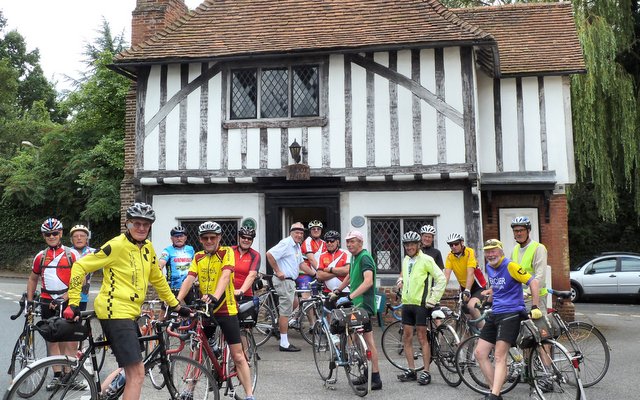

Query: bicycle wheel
<box><xmin>228</xmin><ymin>329</ymin><xmax>258</xmax><ymax>400</ymax></box>
<box><xmin>433</xmin><ymin>323</ymin><xmax>462</xmax><ymax>387</ymax></box>
<box><xmin>343</xmin><ymin>332</ymin><xmax>370</xmax><ymax>397</ymax></box>
<box><xmin>299</xmin><ymin>302</ymin><xmax>316</xmax><ymax>345</ymax></box>
<box><xmin>5</xmin><ymin>357</ymin><xmax>97</xmax><ymax>400</ymax></box>
<box><xmin>10</xmin><ymin>328</ymin><xmax>48</xmax><ymax>377</ymax></box>
<box><xmin>557</xmin><ymin>321</ymin><xmax>609</xmax><ymax>387</ymax></box>
<box><xmin>157</xmin><ymin>355</ymin><xmax>220</xmax><ymax>400</ymax></box>
<box><xmin>529</xmin><ymin>340</ymin><xmax>581</xmax><ymax>400</ymax></box>
<box><xmin>89</xmin><ymin>317</ymin><xmax>107</xmax><ymax>372</ymax></box>
<box><xmin>312</xmin><ymin>321</ymin><xmax>335</xmax><ymax>380</ymax></box>
<box><xmin>254</xmin><ymin>296</ymin><xmax>277</xmax><ymax>347</ymax></box>
<box><xmin>454</xmin><ymin>335</ymin><xmax>521</xmax><ymax>395</ymax></box>
<box><xmin>380</xmin><ymin>320</ymin><xmax>425</xmax><ymax>372</ymax></box>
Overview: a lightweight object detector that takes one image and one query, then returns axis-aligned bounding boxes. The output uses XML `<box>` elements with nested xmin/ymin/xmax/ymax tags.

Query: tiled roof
<box><xmin>453</xmin><ymin>2</ymin><xmax>586</xmax><ymax>76</ymax></box>
<box><xmin>114</xmin><ymin>0</ymin><xmax>494</xmax><ymax>65</ymax></box>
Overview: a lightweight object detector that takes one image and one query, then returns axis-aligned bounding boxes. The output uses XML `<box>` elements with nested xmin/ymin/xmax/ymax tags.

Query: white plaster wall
<box><xmin>350</xmin><ymin>62</ymin><xmax>368</xmax><ymax>168</ymax></box>
<box><xmin>396</xmin><ymin>50</ymin><xmax>414</xmax><ymax>166</ymax></box>
<box><xmin>245</xmin><ymin>128</ymin><xmax>261</xmax><ymax>169</ymax></box>
<box><xmin>206</xmin><ymin>71</ymin><xmax>222</xmax><ymax>170</ymax></box>
<box><xmin>522</xmin><ymin>77</ymin><xmax>542</xmax><ymax>171</ymax></box>
<box><xmin>499</xmin><ymin>78</ymin><xmax>519</xmax><ymax>171</ymax></box>
<box><xmin>420</xmin><ymin>49</ymin><xmax>438</xmax><ymax>165</ymax></box>
<box><xmin>328</xmin><ymin>54</ymin><xmax>346</xmax><ymax>169</ymax></box>
<box><xmin>545</xmin><ymin>76</ymin><xmax>572</xmax><ymax>184</ymax></box>
<box><xmin>186</xmin><ymin>64</ymin><xmax>202</xmax><ymax>170</ymax></box>
<box><xmin>476</xmin><ymin>72</ymin><xmax>496</xmax><ymax>174</ymax></box>
<box><xmin>151</xmin><ymin>193</ymin><xmax>265</xmax><ymax>267</ymax></box>
<box><xmin>373</xmin><ymin>52</ymin><xmax>391</xmax><ymax>167</ymax></box>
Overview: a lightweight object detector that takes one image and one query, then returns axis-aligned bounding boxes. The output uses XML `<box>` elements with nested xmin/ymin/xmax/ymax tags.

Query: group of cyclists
<box><xmin>22</xmin><ymin>199</ymin><xmax>548</xmax><ymax>400</ymax></box>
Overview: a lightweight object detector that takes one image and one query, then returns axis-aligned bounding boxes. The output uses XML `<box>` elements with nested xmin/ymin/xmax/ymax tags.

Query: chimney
<box><xmin>131</xmin><ymin>0</ymin><xmax>189</xmax><ymax>47</ymax></box>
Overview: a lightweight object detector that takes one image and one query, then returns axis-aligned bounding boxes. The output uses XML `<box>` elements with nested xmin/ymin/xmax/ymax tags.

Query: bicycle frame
<box><xmin>8</xmin><ymin>293</ymin><xmax>45</xmax><ymax>376</ymax></box>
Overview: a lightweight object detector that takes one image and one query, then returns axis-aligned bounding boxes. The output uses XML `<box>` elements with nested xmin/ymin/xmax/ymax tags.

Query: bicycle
<box><xmin>7</xmin><ymin>292</ymin><xmax>48</xmax><ymax>397</ymax></box>
<box><xmin>455</xmin><ymin>309</ymin><xmax>585</xmax><ymax>399</ymax></box>
<box><xmin>4</xmin><ymin>310</ymin><xmax>218</xmax><ymax>400</ymax></box>
<box><xmin>170</xmin><ymin>301</ymin><xmax>258</xmax><ymax>400</ymax></box>
<box><xmin>547</xmin><ymin>288</ymin><xmax>610</xmax><ymax>387</ymax></box>
<box><xmin>442</xmin><ymin>292</ymin><xmax>485</xmax><ymax>340</ymax></box>
<box><xmin>310</xmin><ymin>293</ymin><xmax>372</xmax><ymax>397</ymax></box>
<box><xmin>380</xmin><ymin>304</ymin><xmax>461</xmax><ymax>387</ymax></box>
<box><xmin>254</xmin><ymin>274</ymin><xmax>319</xmax><ymax>346</ymax></box>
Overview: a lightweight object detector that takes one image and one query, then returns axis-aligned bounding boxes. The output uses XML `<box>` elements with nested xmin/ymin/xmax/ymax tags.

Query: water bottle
<box><xmin>252</xmin><ymin>296</ymin><xmax>260</xmax><ymax>308</ymax></box>
<box><xmin>208</xmin><ymin>337</ymin><xmax>221</xmax><ymax>358</ymax></box>
<box><xmin>104</xmin><ymin>370</ymin><xmax>126</xmax><ymax>396</ymax></box>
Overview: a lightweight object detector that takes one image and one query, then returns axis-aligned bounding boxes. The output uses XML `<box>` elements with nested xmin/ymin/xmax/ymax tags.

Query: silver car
<box><xmin>570</xmin><ymin>252</ymin><xmax>640</xmax><ymax>301</ymax></box>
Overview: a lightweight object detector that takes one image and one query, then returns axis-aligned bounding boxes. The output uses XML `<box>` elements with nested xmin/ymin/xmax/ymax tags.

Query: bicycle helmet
<box><xmin>446</xmin><ymin>233</ymin><xmax>464</xmax><ymax>244</ymax></box>
<box><xmin>308</xmin><ymin>220</ymin><xmax>323</xmax><ymax>229</ymax></box>
<box><xmin>41</xmin><ymin>218</ymin><xmax>63</xmax><ymax>233</ymax></box>
<box><xmin>402</xmin><ymin>231</ymin><xmax>421</xmax><ymax>243</ymax></box>
<box><xmin>126</xmin><ymin>202</ymin><xmax>156</xmax><ymax>222</ymax></box>
<box><xmin>238</xmin><ymin>226</ymin><xmax>256</xmax><ymax>238</ymax></box>
<box><xmin>70</xmin><ymin>224</ymin><xmax>90</xmax><ymax>238</ymax></box>
<box><xmin>420</xmin><ymin>225</ymin><xmax>436</xmax><ymax>235</ymax></box>
<box><xmin>324</xmin><ymin>230</ymin><xmax>340</xmax><ymax>241</ymax></box>
<box><xmin>170</xmin><ymin>226</ymin><xmax>186</xmax><ymax>236</ymax></box>
<box><xmin>199</xmin><ymin>221</ymin><xmax>222</xmax><ymax>236</ymax></box>
<box><xmin>511</xmin><ymin>216</ymin><xmax>532</xmax><ymax>229</ymax></box>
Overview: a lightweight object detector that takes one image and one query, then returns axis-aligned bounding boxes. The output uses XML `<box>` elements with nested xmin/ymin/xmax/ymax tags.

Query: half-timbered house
<box><xmin>111</xmin><ymin>0</ymin><xmax>585</xmax><ymax>291</ymax></box>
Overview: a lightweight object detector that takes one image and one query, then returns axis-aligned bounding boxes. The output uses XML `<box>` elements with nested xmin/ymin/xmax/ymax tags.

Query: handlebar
<box><xmin>10</xmin><ymin>293</ymin><xmax>27</xmax><ymax>320</ymax></box>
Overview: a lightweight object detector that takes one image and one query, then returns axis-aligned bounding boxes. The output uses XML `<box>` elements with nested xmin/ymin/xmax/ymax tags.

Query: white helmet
<box><xmin>446</xmin><ymin>233</ymin><xmax>464</xmax><ymax>244</ymax></box>
<box><xmin>402</xmin><ymin>231</ymin><xmax>421</xmax><ymax>243</ymax></box>
<box><xmin>420</xmin><ymin>225</ymin><xmax>436</xmax><ymax>235</ymax></box>
<box><xmin>198</xmin><ymin>221</ymin><xmax>222</xmax><ymax>236</ymax></box>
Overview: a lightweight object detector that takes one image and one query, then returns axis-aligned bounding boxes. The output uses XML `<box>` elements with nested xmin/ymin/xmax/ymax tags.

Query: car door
<box><xmin>581</xmin><ymin>257</ymin><xmax>618</xmax><ymax>295</ymax></box>
<box><xmin>618</xmin><ymin>256</ymin><xmax>640</xmax><ymax>295</ymax></box>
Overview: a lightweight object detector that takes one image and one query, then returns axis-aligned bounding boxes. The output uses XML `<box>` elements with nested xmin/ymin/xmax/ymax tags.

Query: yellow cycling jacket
<box><xmin>68</xmin><ymin>234</ymin><xmax>178</xmax><ymax>319</ymax></box>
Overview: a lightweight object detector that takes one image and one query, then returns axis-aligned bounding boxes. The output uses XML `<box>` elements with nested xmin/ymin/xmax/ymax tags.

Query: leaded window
<box><xmin>229</xmin><ymin>65</ymin><xmax>319</xmax><ymax>120</ymax></box>
<box><xmin>370</xmin><ymin>217</ymin><xmax>436</xmax><ymax>274</ymax></box>
<box><xmin>179</xmin><ymin>220</ymin><xmax>239</xmax><ymax>251</ymax></box>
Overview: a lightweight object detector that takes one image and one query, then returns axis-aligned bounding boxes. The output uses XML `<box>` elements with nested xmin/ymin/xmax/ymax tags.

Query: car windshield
<box><xmin>571</xmin><ymin>259</ymin><xmax>590</xmax><ymax>271</ymax></box>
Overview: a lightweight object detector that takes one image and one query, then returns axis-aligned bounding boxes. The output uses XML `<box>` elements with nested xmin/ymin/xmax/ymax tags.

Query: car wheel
<box><xmin>570</xmin><ymin>283</ymin><xmax>581</xmax><ymax>302</ymax></box>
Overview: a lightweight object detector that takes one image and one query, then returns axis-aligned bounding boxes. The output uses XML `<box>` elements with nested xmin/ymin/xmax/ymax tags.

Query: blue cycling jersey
<box><xmin>160</xmin><ymin>245</ymin><xmax>195</xmax><ymax>290</ymax></box>
<box><xmin>486</xmin><ymin>256</ymin><xmax>533</xmax><ymax>314</ymax></box>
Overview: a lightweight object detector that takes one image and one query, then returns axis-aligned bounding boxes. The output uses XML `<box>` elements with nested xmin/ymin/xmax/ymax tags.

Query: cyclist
<box><xmin>27</xmin><ymin>218</ymin><xmax>82</xmax><ymax>390</ymax></box>
<box><xmin>266</xmin><ymin>222</ymin><xmax>316</xmax><ymax>352</ymax></box>
<box><xmin>420</xmin><ymin>225</ymin><xmax>444</xmax><ymax>269</ymax></box>
<box><xmin>317</xmin><ymin>230</ymin><xmax>350</xmax><ymax>293</ymax></box>
<box><xmin>510</xmin><ymin>216</ymin><xmax>548</xmax><ymax>312</ymax></box>
<box><xmin>176</xmin><ymin>221</ymin><xmax>254</xmax><ymax>400</ymax></box>
<box><xmin>333</xmin><ymin>230</ymin><xmax>382</xmax><ymax>390</ymax></box>
<box><xmin>396</xmin><ymin>231</ymin><xmax>446</xmax><ymax>385</ymax></box>
<box><xmin>158</xmin><ymin>225</ymin><xmax>196</xmax><ymax>305</ymax></box>
<box><xmin>69</xmin><ymin>225</ymin><xmax>95</xmax><ymax>311</ymax></box>
<box><xmin>444</xmin><ymin>232</ymin><xmax>486</xmax><ymax>325</ymax></box>
<box><xmin>298</xmin><ymin>220</ymin><xmax>326</xmax><ymax>290</ymax></box>
<box><xmin>232</xmin><ymin>226</ymin><xmax>261</xmax><ymax>299</ymax></box>
<box><xmin>475</xmin><ymin>239</ymin><xmax>542</xmax><ymax>400</ymax></box>
<box><xmin>64</xmin><ymin>203</ymin><xmax>191</xmax><ymax>400</ymax></box>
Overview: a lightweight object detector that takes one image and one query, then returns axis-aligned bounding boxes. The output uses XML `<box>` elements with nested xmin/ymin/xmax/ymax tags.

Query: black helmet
<box><xmin>238</xmin><ymin>226</ymin><xmax>256</xmax><ymax>238</ymax></box>
<box><xmin>126</xmin><ymin>202</ymin><xmax>156</xmax><ymax>222</ymax></box>
<box><xmin>170</xmin><ymin>226</ymin><xmax>186</xmax><ymax>236</ymax></box>
<box><xmin>324</xmin><ymin>230</ymin><xmax>340</xmax><ymax>241</ymax></box>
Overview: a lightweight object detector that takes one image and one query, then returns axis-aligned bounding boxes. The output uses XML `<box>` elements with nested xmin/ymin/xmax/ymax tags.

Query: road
<box><xmin>0</xmin><ymin>276</ymin><xmax>637</xmax><ymax>399</ymax></box>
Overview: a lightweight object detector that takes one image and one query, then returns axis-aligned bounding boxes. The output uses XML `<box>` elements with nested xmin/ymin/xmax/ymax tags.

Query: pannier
<box><xmin>237</xmin><ymin>298</ymin><xmax>259</xmax><ymax>328</ymax></box>
<box><xmin>517</xmin><ymin>319</ymin><xmax>541</xmax><ymax>349</ymax></box>
<box><xmin>329</xmin><ymin>308</ymin><xmax>370</xmax><ymax>334</ymax></box>
<box><xmin>548</xmin><ymin>312</ymin><xmax>563</xmax><ymax>339</ymax></box>
<box><xmin>35</xmin><ymin>317</ymin><xmax>90</xmax><ymax>342</ymax></box>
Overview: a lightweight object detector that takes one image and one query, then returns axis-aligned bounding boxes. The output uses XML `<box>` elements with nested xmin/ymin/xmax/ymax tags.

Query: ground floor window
<box><xmin>180</xmin><ymin>219</ymin><xmax>239</xmax><ymax>250</ymax></box>
<box><xmin>370</xmin><ymin>217</ymin><xmax>435</xmax><ymax>274</ymax></box>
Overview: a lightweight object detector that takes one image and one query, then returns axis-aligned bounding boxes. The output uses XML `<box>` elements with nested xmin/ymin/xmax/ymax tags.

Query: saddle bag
<box><xmin>329</xmin><ymin>307</ymin><xmax>370</xmax><ymax>334</ymax></box>
<box><xmin>35</xmin><ymin>317</ymin><xmax>90</xmax><ymax>343</ymax></box>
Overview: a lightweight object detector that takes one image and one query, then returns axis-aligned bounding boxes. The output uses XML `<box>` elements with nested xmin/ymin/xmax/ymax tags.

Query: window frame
<box><xmin>224</xmin><ymin>57</ymin><xmax>327</xmax><ymax>128</ymax></box>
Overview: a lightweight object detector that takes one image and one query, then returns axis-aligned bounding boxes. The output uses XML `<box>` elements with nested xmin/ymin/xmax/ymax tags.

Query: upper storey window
<box><xmin>230</xmin><ymin>65</ymin><xmax>319</xmax><ymax>120</ymax></box>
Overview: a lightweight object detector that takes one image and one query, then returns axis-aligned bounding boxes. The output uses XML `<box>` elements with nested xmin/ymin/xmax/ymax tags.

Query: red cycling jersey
<box><xmin>232</xmin><ymin>246</ymin><xmax>261</xmax><ymax>296</ymax></box>
<box><xmin>318</xmin><ymin>248</ymin><xmax>350</xmax><ymax>292</ymax></box>
<box><xmin>301</xmin><ymin>237</ymin><xmax>327</xmax><ymax>270</ymax></box>
<box><xmin>32</xmin><ymin>245</ymin><xmax>79</xmax><ymax>300</ymax></box>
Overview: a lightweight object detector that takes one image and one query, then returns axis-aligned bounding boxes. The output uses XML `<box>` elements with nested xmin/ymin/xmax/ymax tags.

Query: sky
<box><xmin>1</xmin><ymin>0</ymin><xmax>202</xmax><ymax>93</ymax></box>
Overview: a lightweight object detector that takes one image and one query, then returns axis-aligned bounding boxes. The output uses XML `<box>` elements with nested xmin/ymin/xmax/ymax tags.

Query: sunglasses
<box><xmin>44</xmin><ymin>231</ymin><xmax>60</xmax><ymax>237</ymax></box>
<box><xmin>200</xmin><ymin>235</ymin><xmax>219</xmax><ymax>242</ymax></box>
<box><xmin>240</xmin><ymin>236</ymin><xmax>254</xmax><ymax>241</ymax></box>
<box><xmin>171</xmin><ymin>233</ymin><xmax>186</xmax><ymax>237</ymax></box>
<box><xmin>449</xmin><ymin>241</ymin><xmax>462</xmax><ymax>248</ymax></box>
<box><xmin>326</xmin><ymin>239</ymin><xmax>338</xmax><ymax>243</ymax></box>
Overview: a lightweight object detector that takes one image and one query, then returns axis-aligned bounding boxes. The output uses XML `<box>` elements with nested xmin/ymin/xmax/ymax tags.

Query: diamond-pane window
<box><xmin>370</xmin><ymin>217</ymin><xmax>436</xmax><ymax>274</ymax></box>
<box><xmin>292</xmin><ymin>66</ymin><xmax>319</xmax><ymax>117</ymax></box>
<box><xmin>229</xmin><ymin>64</ymin><xmax>320</xmax><ymax>120</ymax></box>
<box><xmin>261</xmin><ymin>68</ymin><xmax>288</xmax><ymax>118</ymax></box>
<box><xmin>231</xmin><ymin>70</ymin><xmax>257</xmax><ymax>119</ymax></box>
<box><xmin>179</xmin><ymin>220</ymin><xmax>239</xmax><ymax>251</ymax></box>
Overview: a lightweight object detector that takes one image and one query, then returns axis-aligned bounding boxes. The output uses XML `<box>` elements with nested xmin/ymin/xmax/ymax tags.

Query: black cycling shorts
<box><xmin>203</xmin><ymin>315</ymin><xmax>242</xmax><ymax>345</ymax></box>
<box><xmin>401</xmin><ymin>304</ymin><xmax>430</xmax><ymax>327</ymax></box>
<box><xmin>100</xmin><ymin>319</ymin><xmax>143</xmax><ymax>367</ymax></box>
<box><xmin>461</xmin><ymin>282</ymin><xmax>485</xmax><ymax>302</ymax></box>
<box><xmin>479</xmin><ymin>311</ymin><xmax>526</xmax><ymax>346</ymax></box>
